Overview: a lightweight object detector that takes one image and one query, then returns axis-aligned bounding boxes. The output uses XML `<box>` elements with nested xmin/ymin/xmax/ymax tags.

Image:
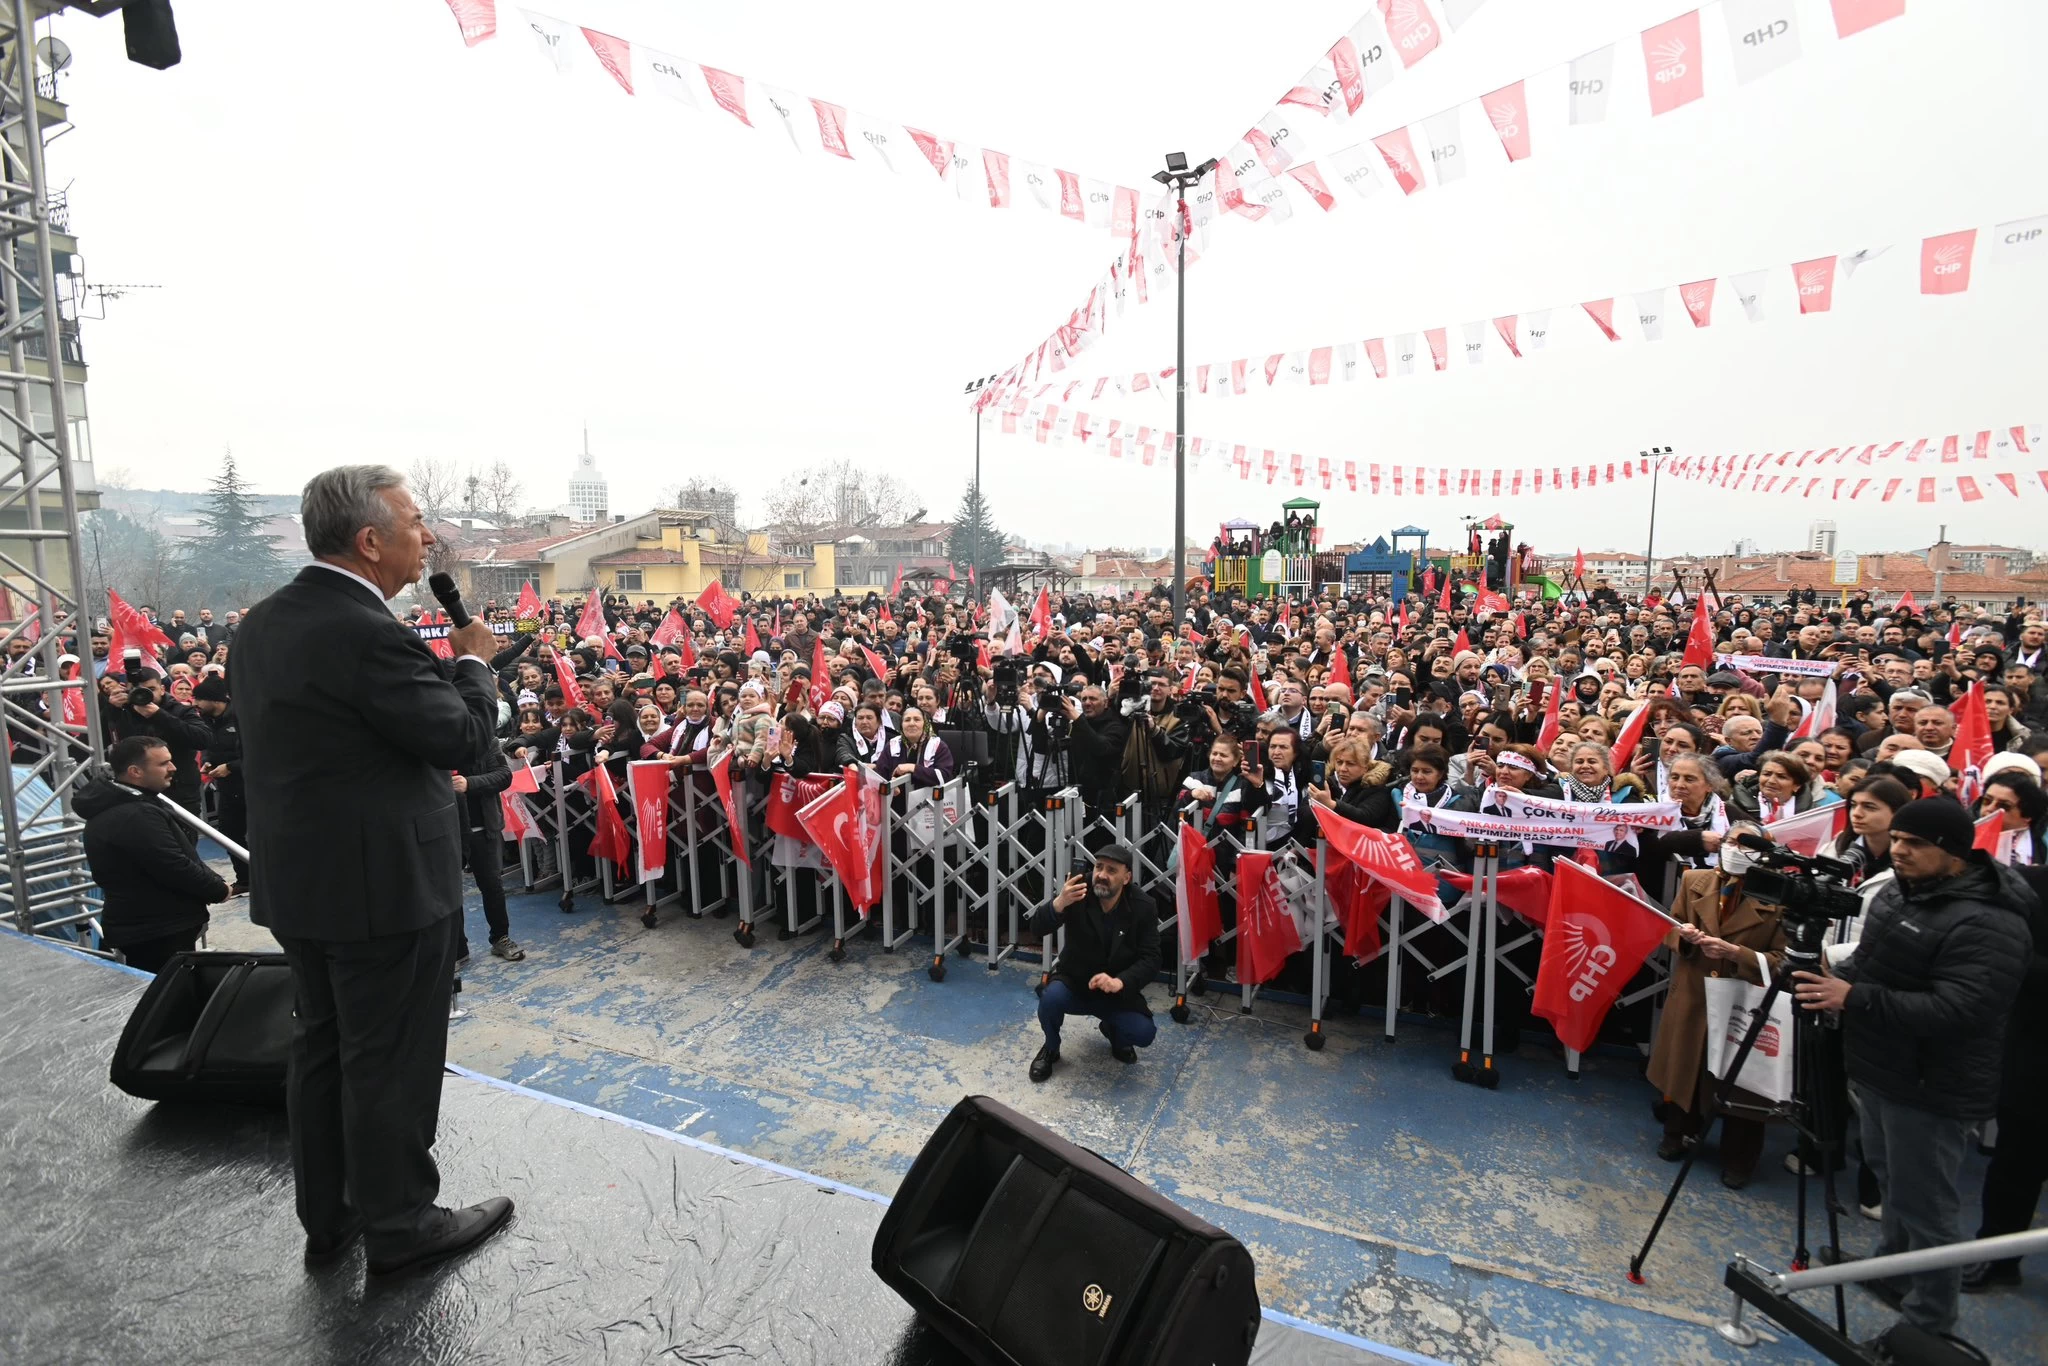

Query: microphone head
<box><xmin>428</xmin><ymin>571</ymin><xmax>459</xmax><ymax>605</ymax></box>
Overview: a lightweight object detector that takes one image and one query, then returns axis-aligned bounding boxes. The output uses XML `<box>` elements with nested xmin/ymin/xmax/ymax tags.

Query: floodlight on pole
<box><xmin>1156</xmin><ymin>152</ymin><xmax>1217</xmax><ymax>630</ymax></box>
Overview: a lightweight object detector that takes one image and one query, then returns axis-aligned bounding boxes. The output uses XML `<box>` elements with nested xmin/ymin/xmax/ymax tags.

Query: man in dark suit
<box><xmin>231</xmin><ymin>464</ymin><xmax>512</xmax><ymax>1278</ymax></box>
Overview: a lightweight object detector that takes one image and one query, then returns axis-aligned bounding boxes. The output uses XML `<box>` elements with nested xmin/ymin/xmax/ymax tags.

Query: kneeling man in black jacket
<box><xmin>1793</xmin><ymin>797</ymin><xmax>2035</xmax><ymax>1340</ymax></box>
<box><xmin>79</xmin><ymin>735</ymin><xmax>232</xmax><ymax>972</ymax></box>
<box><xmin>1027</xmin><ymin>843</ymin><xmax>1159</xmax><ymax>1081</ymax></box>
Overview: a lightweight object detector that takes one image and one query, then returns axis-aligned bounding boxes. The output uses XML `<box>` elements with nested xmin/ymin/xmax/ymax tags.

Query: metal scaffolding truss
<box><xmin>0</xmin><ymin>0</ymin><xmax>105</xmax><ymax>947</ymax></box>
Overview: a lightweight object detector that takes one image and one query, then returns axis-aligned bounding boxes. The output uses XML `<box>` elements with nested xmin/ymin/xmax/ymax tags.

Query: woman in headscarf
<box><xmin>836</xmin><ymin>701</ymin><xmax>887</xmax><ymax>770</ymax></box>
<box><xmin>876</xmin><ymin>706</ymin><xmax>954</xmax><ymax>789</ymax></box>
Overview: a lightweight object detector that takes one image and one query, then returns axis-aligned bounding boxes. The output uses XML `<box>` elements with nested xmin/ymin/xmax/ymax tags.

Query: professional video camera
<box><xmin>990</xmin><ymin>655</ymin><xmax>1026</xmax><ymax>709</ymax></box>
<box><xmin>1728</xmin><ymin>833</ymin><xmax>1863</xmax><ymax>933</ymax></box>
<box><xmin>1174</xmin><ymin>686</ymin><xmax>1257</xmax><ymax>745</ymax></box>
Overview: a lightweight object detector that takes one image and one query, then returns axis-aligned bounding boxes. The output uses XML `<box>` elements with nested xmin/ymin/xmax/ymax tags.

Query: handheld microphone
<box><xmin>428</xmin><ymin>572</ymin><xmax>471</xmax><ymax>629</ymax></box>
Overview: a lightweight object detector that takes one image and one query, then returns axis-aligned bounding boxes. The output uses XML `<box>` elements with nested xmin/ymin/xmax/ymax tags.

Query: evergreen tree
<box><xmin>182</xmin><ymin>449</ymin><xmax>289</xmax><ymax>609</ymax></box>
<box><xmin>947</xmin><ymin>481</ymin><xmax>1005</xmax><ymax>584</ymax></box>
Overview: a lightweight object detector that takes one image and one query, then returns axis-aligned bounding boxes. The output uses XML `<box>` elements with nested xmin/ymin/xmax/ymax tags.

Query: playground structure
<box><xmin>1209</xmin><ymin>497</ymin><xmax>1345</xmax><ymax>601</ymax></box>
<box><xmin>1415</xmin><ymin>515</ymin><xmax>1560</xmax><ymax>601</ymax></box>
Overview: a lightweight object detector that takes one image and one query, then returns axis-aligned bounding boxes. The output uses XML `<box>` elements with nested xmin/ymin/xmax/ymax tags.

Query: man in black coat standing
<box><xmin>77</xmin><ymin>735</ymin><xmax>231</xmax><ymax>972</ymax></box>
<box><xmin>1025</xmin><ymin>844</ymin><xmax>1160</xmax><ymax>1082</ymax></box>
<box><xmin>231</xmin><ymin>464</ymin><xmax>512</xmax><ymax>1278</ymax></box>
<box><xmin>190</xmin><ymin>674</ymin><xmax>247</xmax><ymax>892</ymax></box>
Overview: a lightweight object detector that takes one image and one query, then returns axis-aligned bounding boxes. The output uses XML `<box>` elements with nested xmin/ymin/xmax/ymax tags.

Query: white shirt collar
<box><xmin>308</xmin><ymin>559</ymin><xmax>391</xmax><ymax>604</ymax></box>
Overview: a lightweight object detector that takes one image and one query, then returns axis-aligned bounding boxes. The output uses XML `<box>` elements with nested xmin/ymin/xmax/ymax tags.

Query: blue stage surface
<box><xmin>183</xmin><ymin>876</ymin><xmax>2046</xmax><ymax>1366</ymax></box>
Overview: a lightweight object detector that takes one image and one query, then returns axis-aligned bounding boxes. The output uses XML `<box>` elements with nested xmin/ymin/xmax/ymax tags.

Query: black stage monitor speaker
<box><xmin>109</xmin><ymin>951</ymin><xmax>292</xmax><ymax>1106</ymax></box>
<box><xmin>873</xmin><ymin>1095</ymin><xmax>1260</xmax><ymax>1366</ymax></box>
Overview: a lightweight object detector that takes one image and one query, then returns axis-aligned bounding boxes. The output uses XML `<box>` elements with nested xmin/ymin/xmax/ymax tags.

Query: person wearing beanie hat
<box><xmin>1793</xmin><ymin>796</ymin><xmax>2036</xmax><ymax>1336</ymax></box>
<box><xmin>1025</xmin><ymin>843</ymin><xmax>1159</xmax><ymax>1082</ymax></box>
<box><xmin>189</xmin><ymin>673</ymin><xmax>247</xmax><ymax>891</ymax></box>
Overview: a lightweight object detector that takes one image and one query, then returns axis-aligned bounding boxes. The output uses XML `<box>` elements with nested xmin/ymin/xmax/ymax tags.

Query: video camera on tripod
<box><xmin>1727</xmin><ymin>833</ymin><xmax>1863</xmax><ymax>937</ymax></box>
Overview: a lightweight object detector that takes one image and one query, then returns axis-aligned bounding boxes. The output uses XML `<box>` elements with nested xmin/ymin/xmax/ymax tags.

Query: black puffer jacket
<box><xmin>76</xmin><ymin>777</ymin><xmax>228</xmax><ymax>948</ymax></box>
<box><xmin>1836</xmin><ymin>853</ymin><xmax>2036</xmax><ymax>1120</ymax></box>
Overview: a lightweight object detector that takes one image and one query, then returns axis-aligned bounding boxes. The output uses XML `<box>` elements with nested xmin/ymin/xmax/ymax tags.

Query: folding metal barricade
<box><xmin>883</xmin><ymin>771</ymin><xmax>972</xmax><ymax>978</ymax></box>
<box><xmin>950</xmin><ymin>782</ymin><xmax>1083</xmax><ymax>980</ymax></box>
<box><xmin>632</xmin><ymin>769</ymin><xmax>737</xmax><ymax>928</ymax></box>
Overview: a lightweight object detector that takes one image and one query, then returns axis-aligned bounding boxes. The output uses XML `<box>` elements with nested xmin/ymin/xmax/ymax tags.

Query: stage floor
<box><xmin>0</xmin><ymin>932</ymin><xmax>1417</xmax><ymax>1366</ymax></box>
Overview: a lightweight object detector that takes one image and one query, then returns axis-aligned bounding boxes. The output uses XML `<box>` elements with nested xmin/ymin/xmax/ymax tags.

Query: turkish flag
<box><xmin>1247</xmin><ymin>667</ymin><xmax>1268</xmax><ymax>711</ymax></box>
<box><xmin>1453</xmin><ymin>629</ymin><xmax>1471</xmax><ymax>655</ymax></box>
<box><xmin>1530</xmin><ymin>859</ymin><xmax>1673</xmax><ymax>1053</ymax></box>
<box><xmin>1790</xmin><ymin>679</ymin><xmax>1838</xmax><ymax>740</ymax></box>
<box><xmin>696</xmin><ymin>580</ymin><xmax>739</xmax><ymax>631</ymax></box>
<box><xmin>743</xmin><ymin>617</ymin><xmax>762</xmax><ymax>655</ymax></box>
<box><xmin>860</xmin><ymin>643</ymin><xmax>891</xmax><ymax>682</ymax></box>
<box><xmin>578</xmin><ymin>764</ymin><xmax>634</xmax><ymax>874</ymax></box>
<box><xmin>1398</xmin><ymin>601</ymin><xmax>1409</xmax><ymax>632</ymax></box>
<box><xmin>552</xmin><ymin>649</ymin><xmax>587</xmax><ymax>712</ymax></box>
<box><xmin>509</xmin><ymin>762</ymin><xmax>542</xmax><ymax>794</ymax></box>
<box><xmin>1894</xmin><ymin>590</ymin><xmax>1918</xmax><ymax>614</ymax></box>
<box><xmin>1438</xmin><ymin>574</ymin><xmax>1453</xmax><ymax>612</ymax></box>
<box><xmin>1536</xmin><ymin>677</ymin><xmax>1564</xmax><ymax>751</ymax></box>
<box><xmin>1313</xmin><ymin>801</ymin><xmax>1446</xmax><ymax>921</ymax></box>
<box><xmin>1974</xmin><ymin>812</ymin><xmax>2006</xmax><ymax>856</ymax></box>
<box><xmin>810</xmin><ymin>637</ymin><xmax>832</xmax><ymax>709</ymax></box>
<box><xmin>1029</xmin><ymin>588</ymin><xmax>1052</xmax><ymax>643</ymax></box>
<box><xmin>516</xmin><ymin>581</ymin><xmax>543</xmax><ymax>621</ymax></box>
<box><xmin>1175</xmin><ymin>822</ymin><xmax>1223</xmax><ymax>961</ymax></box>
<box><xmin>1235</xmin><ymin>852</ymin><xmax>1303</xmax><ymax>986</ymax></box>
<box><xmin>1951</xmin><ymin>682</ymin><xmax>1996</xmax><ymax>805</ymax></box>
<box><xmin>710</xmin><ymin>751</ymin><xmax>750</xmax><ymax>866</ymax></box>
<box><xmin>1573</xmin><ymin>547</ymin><xmax>1586</xmax><ymax>580</ymax></box>
<box><xmin>1609</xmin><ymin>698</ymin><xmax>1654</xmax><ymax>771</ymax></box>
<box><xmin>766</xmin><ymin>772</ymin><xmax>836</xmax><ymax>845</ymax></box>
<box><xmin>1764</xmin><ymin>804</ymin><xmax>1849</xmax><ymax>856</ymax></box>
<box><xmin>677</xmin><ymin>631</ymin><xmax>697</xmax><ymax>670</ymax></box>
<box><xmin>628</xmin><ymin>761</ymin><xmax>671</xmax><ymax>882</ymax></box>
<box><xmin>1681</xmin><ymin>595</ymin><xmax>1716</xmax><ymax>669</ymax></box>
<box><xmin>1443</xmin><ymin>865</ymin><xmax>1554</xmax><ymax>927</ymax></box>
<box><xmin>1327</xmin><ymin>645</ymin><xmax>1351</xmax><ymax>690</ymax></box>
<box><xmin>795</xmin><ymin>767</ymin><xmax>887</xmax><ymax>910</ymax></box>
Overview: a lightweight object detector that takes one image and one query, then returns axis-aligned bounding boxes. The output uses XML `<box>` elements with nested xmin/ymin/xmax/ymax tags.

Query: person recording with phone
<box><xmin>1026</xmin><ymin>844</ymin><xmax>1159</xmax><ymax>1083</ymax></box>
<box><xmin>1790</xmin><ymin>798</ymin><xmax>2035</xmax><ymax>1338</ymax></box>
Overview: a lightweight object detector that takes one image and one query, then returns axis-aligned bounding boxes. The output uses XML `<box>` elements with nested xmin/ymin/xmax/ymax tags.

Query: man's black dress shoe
<box><xmin>304</xmin><ymin>1216</ymin><xmax>363</xmax><ymax>1266</ymax></box>
<box><xmin>367</xmin><ymin>1197</ymin><xmax>515</xmax><ymax>1277</ymax></box>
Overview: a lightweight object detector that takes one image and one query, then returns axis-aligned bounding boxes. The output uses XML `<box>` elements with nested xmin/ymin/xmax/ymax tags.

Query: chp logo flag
<box><xmin>1794</xmin><ymin>255</ymin><xmax>1838</xmax><ymax>313</ymax></box>
<box><xmin>577</xmin><ymin>763</ymin><xmax>635</xmax><ymax>875</ymax></box>
<box><xmin>551</xmin><ymin>647</ymin><xmax>587</xmax><ymax>712</ymax></box>
<box><xmin>1920</xmin><ymin>229</ymin><xmax>1977</xmax><ymax>296</ymax></box>
<box><xmin>650</xmin><ymin>607</ymin><xmax>688</xmax><ymax>649</ymax></box>
<box><xmin>1175</xmin><ymin>821</ymin><xmax>1224</xmax><ymax>961</ymax></box>
<box><xmin>1642</xmin><ymin>10</ymin><xmax>1705</xmax><ymax>117</ymax></box>
<box><xmin>1763</xmin><ymin>802</ymin><xmax>1849</xmax><ymax>856</ymax></box>
<box><xmin>709</xmin><ymin>751</ymin><xmax>750</xmax><ymax>866</ymax></box>
<box><xmin>499</xmin><ymin>786</ymin><xmax>542</xmax><ymax>843</ymax></box>
<box><xmin>1530</xmin><ymin>859</ymin><xmax>1675</xmax><ymax>1053</ymax></box>
<box><xmin>1313</xmin><ymin>800</ymin><xmax>1447</xmax><ymax>922</ymax></box>
<box><xmin>1443</xmin><ymin>865</ymin><xmax>1555</xmax><ymax>926</ymax></box>
<box><xmin>575</xmin><ymin>586</ymin><xmax>607</xmax><ymax>642</ymax></box>
<box><xmin>1235</xmin><ymin>852</ymin><xmax>1305</xmax><ymax>985</ymax></box>
<box><xmin>515</xmin><ymin>580</ymin><xmax>543</xmax><ymax>626</ymax></box>
<box><xmin>628</xmin><ymin>761</ymin><xmax>671</xmax><ymax>883</ymax></box>
<box><xmin>695</xmin><ymin>579</ymin><xmax>739</xmax><ymax>631</ymax></box>
<box><xmin>1680</xmin><ymin>593</ymin><xmax>1716</xmax><ymax>669</ymax></box>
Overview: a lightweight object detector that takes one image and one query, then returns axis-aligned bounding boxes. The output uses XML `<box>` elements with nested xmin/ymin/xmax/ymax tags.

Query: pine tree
<box><xmin>183</xmin><ymin>448</ymin><xmax>289</xmax><ymax>609</ymax></box>
<box><xmin>947</xmin><ymin>481</ymin><xmax>1005</xmax><ymax>583</ymax></box>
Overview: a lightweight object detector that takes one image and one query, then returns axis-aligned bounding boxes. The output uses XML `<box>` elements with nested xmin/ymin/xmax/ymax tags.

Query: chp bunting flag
<box><xmin>1235</xmin><ymin>852</ymin><xmax>1304</xmax><ymax>986</ymax></box>
<box><xmin>1641</xmin><ymin>10</ymin><xmax>1706</xmax><ymax>117</ymax></box>
<box><xmin>628</xmin><ymin>761</ymin><xmax>671</xmax><ymax>882</ymax></box>
<box><xmin>442</xmin><ymin>0</ymin><xmax>498</xmax><ymax>47</ymax></box>
<box><xmin>1530</xmin><ymin>859</ymin><xmax>1675</xmax><ymax>1052</ymax></box>
<box><xmin>1313</xmin><ymin>800</ymin><xmax>1447</xmax><ymax>922</ymax></box>
<box><xmin>695</xmin><ymin>580</ymin><xmax>739</xmax><ymax>631</ymax></box>
<box><xmin>710</xmin><ymin>751</ymin><xmax>750</xmax><ymax>866</ymax></box>
<box><xmin>1175</xmin><ymin>821</ymin><xmax>1223</xmax><ymax>961</ymax></box>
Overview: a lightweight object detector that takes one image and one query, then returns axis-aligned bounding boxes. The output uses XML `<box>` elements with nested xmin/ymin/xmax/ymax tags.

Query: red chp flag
<box><xmin>1175</xmin><ymin>821</ymin><xmax>1223</xmax><ymax>961</ymax></box>
<box><xmin>515</xmin><ymin>580</ymin><xmax>543</xmax><ymax>620</ymax></box>
<box><xmin>696</xmin><ymin>580</ymin><xmax>739</xmax><ymax>631</ymax></box>
<box><xmin>860</xmin><ymin>643</ymin><xmax>892</xmax><ymax>683</ymax></box>
<box><xmin>578</xmin><ymin>764</ymin><xmax>634</xmax><ymax>874</ymax></box>
<box><xmin>710</xmin><ymin>751</ymin><xmax>750</xmax><ymax>866</ymax></box>
<box><xmin>1573</xmin><ymin>548</ymin><xmax>1586</xmax><ymax>580</ymax></box>
<box><xmin>1235</xmin><ymin>852</ymin><xmax>1303</xmax><ymax>986</ymax></box>
<box><xmin>1443</xmin><ymin>866</ymin><xmax>1555</xmax><ymax>926</ymax></box>
<box><xmin>628</xmin><ymin>760</ymin><xmax>671</xmax><ymax>882</ymax></box>
<box><xmin>1473</xmin><ymin>588</ymin><xmax>1508</xmax><ymax>616</ymax></box>
<box><xmin>1764</xmin><ymin>803</ymin><xmax>1850</xmax><ymax>857</ymax></box>
<box><xmin>1327</xmin><ymin>643</ymin><xmax>1351</xmax><ymax>690</ymax></box>
<box><xmin>1313</xmin><ymin>801</ymin><xmax>1446</xmax><ymax>922</ymax></box>
<box><xmin>1438</xmin><ymin>574</ymin><xmax>1453</xmax><ymax>612</ymax></box>
<box><xmin>795</xmin><ymin>767</ymin><xmax>886</xmax><ymax>910</ymax></box>
<box><xmin>552</xmin><ymin>648</ymin><xmax>587</xmax><ymax>712</ymax></box>
<box><xmin>1536</xmin><ymin>675</ymin><xmax>1564</xmax><ymax>751</ymax></box>
<box><xmin>650</xmin><ymin>608</ymin><xmax>687</xmax><ymax>649</ymax></box>
<box><xmin>743</xmin><ymin>617</ymin><xmax>762</xmax><ymax>655</ymax></box>
<box><xmin>107</xmin><ymin>589</ymin><xmax>173</xmax><ymax>672</ymax></box>
<box><xmin>1681</xmin><ymin>594</ymin><xmax>1716</xmax><ymax>669</ymax></box>
<box><xmin>1951</xmin><ymin>682</ymin><xmax>1996</xmax><ymax>805</ymax></box>
<box><xmin>1530</xmin><ymin>859</ymin><xmax>1673</xmax><ymax>1053</ymax></box>
<box><xmin>1324</xmin><ymin>856</ymin><xmax>1387</xmax><ymax>963</ymax></box>
<box><xmin>500</xmin><ymin>787</ymin><xmax>540</xmax><ymax>843</ymax></box>
<box><xmin>810</xmin><ymin>637</ymin><xmax>832</xmax><ymax>710</ymax></box>
<box><xmin>1974</xmin><ymin>811</ymin><xmax>2006</xmax><ymax>857</ymax></box>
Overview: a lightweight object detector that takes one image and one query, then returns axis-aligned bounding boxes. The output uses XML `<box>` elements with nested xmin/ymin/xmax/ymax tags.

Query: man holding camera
<box><xmin>1793</xmin><ymin>798</ymin><xmax>2035</xmax><ymax>1339</ymax></box>
<box><xmin>1026</xmin><ymin>844</ymin><xmax>1160</xmax><ymax>1082</ymax></box>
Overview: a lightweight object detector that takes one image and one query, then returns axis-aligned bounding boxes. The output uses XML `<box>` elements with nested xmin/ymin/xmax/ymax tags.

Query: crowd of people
<box><xmin>48</xmin><ymin>555</ymin><xmax>2048</xmax><ymax>1340</ymax></box>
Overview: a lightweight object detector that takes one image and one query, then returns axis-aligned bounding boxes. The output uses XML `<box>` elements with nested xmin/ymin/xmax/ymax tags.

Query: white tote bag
<box><xmin>1702</xmin><ymin>952</ymin><xmax>1795</xmax><ymax>1104</ymax></box>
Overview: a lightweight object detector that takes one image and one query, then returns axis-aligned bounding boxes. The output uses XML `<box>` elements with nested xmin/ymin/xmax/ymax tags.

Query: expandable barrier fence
<box><xmin>500</xmin><ymin>766</ymin><xmax>1675</xmax><ymax>1080</ymax></box>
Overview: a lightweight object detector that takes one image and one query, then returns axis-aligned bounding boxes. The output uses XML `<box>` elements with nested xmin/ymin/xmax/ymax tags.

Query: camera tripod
<box><xmin>1627</xmin><ymin>916</ymin><xmax>1850</xmax><ymax>1338</ymax></box>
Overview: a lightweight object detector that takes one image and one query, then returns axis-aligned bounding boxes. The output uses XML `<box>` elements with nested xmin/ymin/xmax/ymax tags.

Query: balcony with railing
<box><xmin>44</xmin><ymin>191</ymin><xmax>68</xmax><ymax>236</ymax></box>
<box><xmin>22</xmin><ymin>327</ymin><xmax>84</xmax><ymax>367</ymax></box>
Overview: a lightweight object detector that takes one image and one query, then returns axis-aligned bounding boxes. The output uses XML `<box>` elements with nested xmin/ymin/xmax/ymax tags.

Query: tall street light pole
<box><xmin>1154</xmin><ymin>152</ymin><xmax>1216</xmax><ymax>631</ymax></box>
<box><xmin>1641</xmin><ymin>444</ymin><xmax>1672</xmax><ymax>595</ymax></box>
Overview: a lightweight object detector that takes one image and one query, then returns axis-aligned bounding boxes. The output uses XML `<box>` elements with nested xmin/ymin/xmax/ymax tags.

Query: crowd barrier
<box><xmin>496</xmin><ymin>762</ymin><xmax>1676</xmax><ymax>1077</ymax></box>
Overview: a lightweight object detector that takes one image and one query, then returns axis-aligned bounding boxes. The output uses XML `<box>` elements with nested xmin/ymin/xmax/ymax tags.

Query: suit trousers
<box><xmin>275</xmin><ymin>914</ymin><xmax>458</xmax><ymax>1255</ymax></box>
<box><xmin>214</xmin><ymin>781</ymin><xmax>249</xmax><ymax>883</ymax></box>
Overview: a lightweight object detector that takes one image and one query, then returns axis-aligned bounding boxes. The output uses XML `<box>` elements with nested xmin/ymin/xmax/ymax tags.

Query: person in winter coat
<box><xmin>1645</xmin><ymin>823</ymin><xmax>1785</xmax><ymax>1188</ymax></box>
<box><xmin>1026</xmin><ymin>844</ymin><xmax>1160</xmax><ymax>1081</ymax></box>
<box><xmin>1961</xmin><ymin>862</ymin><xmax>2048</xmax><ymax>1293</ymax></box>
<box><xmin>189</xmin><ymin>674</ymin><xmax>247</xmax><ymax>892</ymax></box>
<box><xmin>452</xmin><ymin>739</ymin><xmax>523</xmax><ymax>964</ymax></box>
<box><xmin>1793</xmin><ymin>798</ymin><xmax>2036</xmax><ymax>1339</ymax></box>
<box><xmin>108</xmin><ymin>677</ymin><xmax>216</xmax><ymax>814</ymax></box>
<box><xmin>78</xmin><ymin>735</ymin><xmax>231</xmax><ymax>972</ymax></box>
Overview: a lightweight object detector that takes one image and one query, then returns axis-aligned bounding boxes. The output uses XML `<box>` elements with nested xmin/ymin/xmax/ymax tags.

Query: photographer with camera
<box><xmin>1791</xmin><ymin>798</ymin><xmax>2036</xmax><ymax>1338</ymax></box>
<box><xmin>1066</xmin><ymin>683</ymin><xmax>1129</xmax><ymax>816</ymax></box>
<box><xmin>982</xmin><ymin>657</ymin><xmax>1071</xmax><ymax>799</ymax></box>
<box><xmin>1117</xmin><ymin>669</ymin><xmax>1191</xmax><ymax>825</ymax></box>
<box><xmin>105</xmin><ymin>671</ymin><xmax>216</xmax><ymax>815</ymax></box>
<box><xmin>1026</xmin><ymin>843</ymin><xmax>1159</xmax><ymax>1082</ymax></box>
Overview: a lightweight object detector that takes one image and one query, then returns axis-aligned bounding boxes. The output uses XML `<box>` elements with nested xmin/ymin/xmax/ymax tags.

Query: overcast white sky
<box><xmin>46</xmin><ymin>0</ymin><xmax>2048</xmax><ymax>558</ymax></box>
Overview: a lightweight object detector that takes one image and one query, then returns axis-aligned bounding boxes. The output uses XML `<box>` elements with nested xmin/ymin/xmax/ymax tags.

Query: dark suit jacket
<box><xmin>231</xmin><ymin>565</ymin><xmax>499</xmax><ymax>941</ymax></box>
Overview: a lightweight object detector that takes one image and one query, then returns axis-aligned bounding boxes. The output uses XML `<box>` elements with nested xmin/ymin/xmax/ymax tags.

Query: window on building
<box><xmin>869</xmin><ymin>568</ymin><xmax>890</xmax><ymax>586</ymax></box>
<box><xmin>721</xmin><ymin>570</ymin><xmax>741</xmax><ymax>589</ymax></box>
<box><xmin>614</xmin><ymin>570</ymin><xmax>643</xmax><ymax>592</ymax></box>
<box><xmin>784</xmin><ymin>572</ymin><xmax>803</xmax><ymax>589</ymax></box>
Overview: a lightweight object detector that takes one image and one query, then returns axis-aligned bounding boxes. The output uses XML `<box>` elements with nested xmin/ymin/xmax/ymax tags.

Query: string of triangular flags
<box><xmin>1203</xmin><ymin>0</ymin><xmax>1909</xmax><ymax>226</ymax></box>
<box><xmin>444</xmin><ymin>1</ymin><xmax>1161</xmax><ymax>241</ymax></box>
<box><xmin>1054</xmin><ymin>212</ymin><xmax>2041</xmax><ymax>401</ymax></box>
